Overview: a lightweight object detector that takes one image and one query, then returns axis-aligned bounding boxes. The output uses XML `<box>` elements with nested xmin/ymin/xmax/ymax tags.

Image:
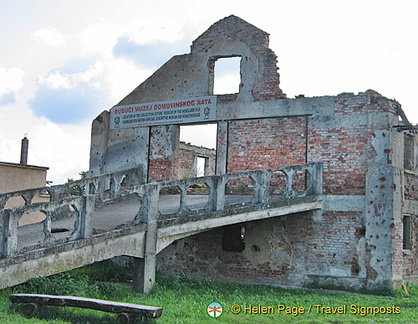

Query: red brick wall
<box><xmin>309</xmin><ymin>126</ymin><xmax>373</xmax><ymax>195</ymax></box>
<box><xmin>226</xmin><ymin>111</ymin><xmax>375</xmax><ymax>196</ymax></box>
<box><xmin>400</xmin><ymin>214</ymin><xmax>418</xmax><ymax>276</ymax></box>
<box><xmin>148</xmin><ymin>125</ymin><xmax>178</xmax><ymax>182</ymax></box>
<box><xmin>191</xmin><ymin>15</ymin><xmax>285</xmax><ymax>101</ymax></box>
<box><xmin>404</xmin><ymin>173</ymin><xmax>418</xmax><ymax>200</ymax></box>
<box><xmin>396</xmin><ymin>169</ymin><xmax>418</xmax><ymax>277</ymax></box>
<box><xmin>157</xmin><ymin>211</ymin><xmax>365</xmax><ymax>287</ymax></box>
<box><xmin>403</xmin><ymin>173</ymin><xmax>418</xmax><ymax>277</ymax></box>
<box><xmin>308</xmin><ymin>93</ymin><xmax>381</xmax><ymax>196</ymax></box>
<box><xmin>157</xmin><ymin>217</ymin><xmax>303</xmax><ymax>285</ymax></box>
<box><xmin>227</xmin><ymin>117</ymin><xmax>307</xmax><ymax>173</ymax></box>
<box><xmin>226</xmin><ymin>113</ymin><xmax>373</xmax><ymax>196</ymax></box>
<box><xmin>310</xmin><ymin>211</ymin><xmax>365</xmax><ymax>277</ymax></box>
<box><xmin>148</xmin><ymin>90</ymin><xmax>409</xmax><ymax>288</ymax></box>
<box><xmin>148</xmin><ymin>158</ymin><xmax>173</xmax><ymax>182</ymax></box>
<box><xmin>176</xmin><ymin>142</ymin><xmax>216</xmax><ymax>179</ymax></box>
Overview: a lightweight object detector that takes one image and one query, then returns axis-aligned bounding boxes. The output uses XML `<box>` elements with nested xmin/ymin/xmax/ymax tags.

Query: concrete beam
<box><xmin>156</xmin><ymin>230</ymin><xmax>210</xmax><ymax>254</ymax></box>
<box><xmin>158</xmin><ymin>200</ymin><xmax>323</xmax><ymax>241</ymax></box>
<box><xmin>0</xmin><ymin>231</ymin><xmax>146</xmax><ymax>289</ymax></box>
<box><xmin>133</xmin><ymin>185</ymin><xmax>159</xmax><ymax>294</ymax></box>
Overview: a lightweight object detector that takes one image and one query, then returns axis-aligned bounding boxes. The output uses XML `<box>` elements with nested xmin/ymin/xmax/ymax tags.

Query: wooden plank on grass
<box><xmin>10</xmin><ymin>294</ymin><xmax>163</xmax><ymax>318</ymax></box>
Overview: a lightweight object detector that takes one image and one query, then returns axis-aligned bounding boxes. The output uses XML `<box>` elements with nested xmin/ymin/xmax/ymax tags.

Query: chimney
<box><xmin>20</xmin><ymin>136</ymin><xmax>29</xmax><ymax>165</ymax></box>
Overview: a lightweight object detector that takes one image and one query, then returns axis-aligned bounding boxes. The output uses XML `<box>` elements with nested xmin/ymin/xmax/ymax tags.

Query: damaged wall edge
<box><xmin>87</xmin><ymin>15</ymin><xmax>418</xmax><ymax>291</ymax></box>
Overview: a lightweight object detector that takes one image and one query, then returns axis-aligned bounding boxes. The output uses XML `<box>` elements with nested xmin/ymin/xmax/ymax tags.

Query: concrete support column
<box><xmin>81</xmin><ymin>194</ymin><xmax>95</xmax><ymax>238</ymax></box>
<box><xmin>132</xmin><ymin>257</ymin><xmax>146</xmax><ymax>292</ymax></box>
<box><xmin>216</xmin><ymin>121</ymin><xmax>228</xmax><ymax>175</ymax></box>
<box><xmin>133</xmin><ymin>184</ymin><xmax>159</xmax><ymax>294</ymax></box>
<box><xmin>365</xmin><ymin>130</ymin><xmax>399</xmax><ymax>289</ymax></box>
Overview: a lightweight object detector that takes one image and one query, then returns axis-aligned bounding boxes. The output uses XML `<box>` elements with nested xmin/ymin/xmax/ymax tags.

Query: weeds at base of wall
<box><xmin>155</xmin><ymin>271</ymin><xmax>214</xmax><ymax>291</ymax></box>
<box><xmin>305</xmin><ymin>280</ymin><xmax>395</xmax><ymax>297</ymax></box>
<box><xmin>3</xmin><ymin>263</ymin><xmax>418</xmax><ymax>323</ymax></box>
<box><xmin>187</xmin><ymin>182</ymin><xmax>210</xmax><ymax>195</ymax></box>
<box><xmin>181</xmin><ymin>172</ymin><xmax>194</xmax><ymax>179</ymax></box>
<box><xmin>160</xmin><ymin>186</ymin><xmax>181</xmax><ymax>195</ymax></box>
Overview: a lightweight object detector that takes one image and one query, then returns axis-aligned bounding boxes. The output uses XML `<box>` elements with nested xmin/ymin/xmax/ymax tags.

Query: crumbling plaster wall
<box><xmin>116</xmin><ymin>15</ymin><xmax>285</xmax><ymax>107</ymax></box>
<box><xmin>156</xmin><ymin>89</ymin><xmax>416</xmax><ymax>290</ymax></box>
<box><xmin>89</xmin><ymin>15</ymin><xmax>418</xmax><ymax>290</ymax></box>
<box><xmin>147</xmin><ymin>125</ymin><xmax>179</xmax><ymax>182</ymax></box>
<box><xmin>157</xmin><ymin>211</ymin><xmax>365</xmax><ymax>288</ymax></box>
<box><xmin>90</xmin><ymin>15</ymin><xmax>286</xmax><ymax>182</ymax></box>
<box><xmin>403</xmin><ymin>165</ymin><xmax>418</xmax><ymax>279</ymax></box>
<box><xmin>391</xmin><ymin>122</ymin><xmax>418</xmax><ymax>283</ymax></box>
<box><xmin>177</xmin><ymin>142</ymin><xmax>216</xmax><ymax>179</ymax></box>
<box><xmin>89</xmin><ymin>111</ymin><xmax>149</xmax><ymax>180</ymax></box>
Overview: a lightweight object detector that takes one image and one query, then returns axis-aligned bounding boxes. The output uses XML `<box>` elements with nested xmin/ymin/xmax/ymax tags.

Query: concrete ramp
<box><xmin>0</xmin><ymin>162</ymin><xmax>322</xmax><ymax>293</ymax></box>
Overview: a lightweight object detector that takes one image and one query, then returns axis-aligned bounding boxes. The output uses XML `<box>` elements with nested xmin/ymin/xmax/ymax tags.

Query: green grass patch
<box><xmin>0</xmin><ymin>260</ymin><xmax>417</xmax><ymax>323</ymax></box>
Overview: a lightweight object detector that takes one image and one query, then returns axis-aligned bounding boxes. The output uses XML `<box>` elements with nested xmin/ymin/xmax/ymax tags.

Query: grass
<box><xmin>0</xmin><ymin>260</ymin><xmax>418</xmax><ymax>323</ymax></box>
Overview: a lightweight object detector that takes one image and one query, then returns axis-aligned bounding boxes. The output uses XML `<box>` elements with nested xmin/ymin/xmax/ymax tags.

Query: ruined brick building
<box><xmin>89</xmin><ymin>16</ymin><xmax>418</xmax><ymax>290</ymax></box>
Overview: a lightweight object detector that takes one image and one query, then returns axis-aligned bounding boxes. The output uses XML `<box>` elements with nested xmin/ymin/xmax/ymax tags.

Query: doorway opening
<box><xmin>179</xmin><ymin>123</ymin><xmax>217</xmax><ymax>178</ymax></box>
<box><xmin>196</xmin><ymin>156</ymin><xmax>208</xmax><ymax>177</ymax></box>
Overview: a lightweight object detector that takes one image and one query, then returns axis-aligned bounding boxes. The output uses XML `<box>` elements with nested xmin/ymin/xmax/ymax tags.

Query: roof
<box><xmin>0</xmin><ymin>161</ymin><xmax>49</xmax><ymax>171</ymax></box>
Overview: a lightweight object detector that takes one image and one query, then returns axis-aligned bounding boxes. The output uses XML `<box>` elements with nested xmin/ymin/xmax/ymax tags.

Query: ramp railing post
<box><xmin>0</xmin><ymin>210</ymin><xmax>9</xmax><ymax>257</ymax></box>
<box><xmin>133</xmin><ymin>184</ymin><xmax>159</xmax><ymax>294</ymax></box>
<box><xmin>279</xmin><ymin>166</ymin><xmax>295</xmax><ymax>199</ymax></box>
<box><xmin>214</xmin><ymin>175</ymin><xmax>226</xmax><ymax>211</ymax></box>
<box><xmin>1</xmin><ymin>209</ymin><xmax>19</xmax><ymax>257</ymax></box>
<box><xmin>314</xmin><ymin>162</ymin><xmax>323</xmax><ymax>195</ymax></box>
<box><xmin>251</xmin><ymin>170</ymin><xmax>272</xmax><ymax>205</ymax></box>
<box><xmin>81</xmin><ymin>195</ymin><xmax>95</xmax><ymax>239</ymax></box>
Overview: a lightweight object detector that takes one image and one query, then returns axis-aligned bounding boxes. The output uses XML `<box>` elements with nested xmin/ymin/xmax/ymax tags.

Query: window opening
<box><xmin>222</xmin><ymin>224</ymin><xmax>245</xmax><ymax>252</ymax></box>
<box><xmin>213</xmin><ymin>56</ymin><xmax>241</xmax><ymax>95</ymax></box>
<box><xmin>404</xmin><ymin>133</ymin><xmax>415</xmax><ymax>171</ymax></box>
<box><xmin>403</xmin><ymin>215</ymin><xmax>412</xmax><ymax>250</ymax></box>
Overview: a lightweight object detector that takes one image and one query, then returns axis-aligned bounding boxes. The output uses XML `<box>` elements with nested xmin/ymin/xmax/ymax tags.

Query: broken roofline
<box><xmin>191</xmin><ymin>15</ymin><xmax>270</xmax><ymax>52</ymax></box>
<box><xmin>114</xmin><ymin>15</ymin><xmax>414</xmax><ymax>126</ymax></box>
<box><xmin>116</xmin><ymin>14</ymin><xmax>285</xmax><ymax>107</ymax></box>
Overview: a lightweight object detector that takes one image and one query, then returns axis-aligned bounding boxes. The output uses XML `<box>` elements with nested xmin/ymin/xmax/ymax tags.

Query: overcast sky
<box><xmin>0</xmin><ymin>0</ymin><xmax>416</xmax><ymax>185</ymax></box>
